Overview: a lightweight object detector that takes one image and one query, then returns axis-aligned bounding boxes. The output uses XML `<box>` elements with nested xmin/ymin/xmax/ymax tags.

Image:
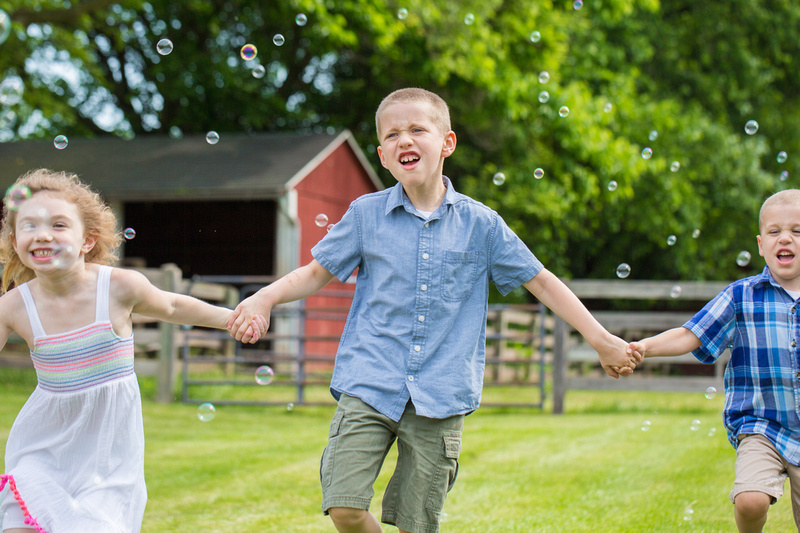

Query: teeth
<box><xmin>400</xmin><ymin>155</ymin><xmax>419</xmax><ymax>163</ymax></box>
<box><xmin>32</xmin><ymin>250</ymin><xmax>56</xmax><ymax>257</ymax></box>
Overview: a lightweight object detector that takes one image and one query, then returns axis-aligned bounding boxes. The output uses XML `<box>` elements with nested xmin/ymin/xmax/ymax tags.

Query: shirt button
<box><xmin>407</xmin><ymin>375</ymin><xmax>415</xmax><ymax>382</ymax></box>
<box><xmin>422</xmin><ymin>253</ymin><xmax>429</xmax><ymax>260</ymax></box>
<box><xmin>797</xmin><ymin>372</ymin><xmax>800</xmax><ymax>380</ymax></box>
<box><xmin>414</xmin><ymin>345</ymin><xmax>421</xmax><ymax>352</ymax></box>
<box><xmin>793</xmin><ymin>340</ymin><xmax>797</xmax><ymax>347</ymax></box>
<box><xmin>418</xmin><ymin>315</ymin><xmax>425</xmax><ymax>322</ymax></box>
<box><xmin>421</xmin><ymin>284</ymin><xmax>427</xmax><ymax>291</ymax></box>
<box><xmin>424</xmin><ymin>222</ymin><xmax>429</xmax><ymax>228</ymax></box>
<box><xmin>793</xmin><ymin>306</ymin><xmax>797</xmax><ymax>313</ymax></box>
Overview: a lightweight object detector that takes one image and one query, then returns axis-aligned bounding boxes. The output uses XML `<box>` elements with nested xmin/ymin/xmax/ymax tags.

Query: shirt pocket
<box><xmin>441</xmin><ymin>250</ymin><xmax>479</xmax><ymax>302</ymax></box>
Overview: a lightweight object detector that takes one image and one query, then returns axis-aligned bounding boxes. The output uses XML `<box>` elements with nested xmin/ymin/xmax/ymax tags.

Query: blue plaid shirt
<box><xmin>684</xmin><ymin>267</ymin><xmax>800</xmax><ymax>465</ymax></box>
<box><xmin>312</xmin><ymin>177</ymin><xmax>542</xmax><ymax>421</ymax></box>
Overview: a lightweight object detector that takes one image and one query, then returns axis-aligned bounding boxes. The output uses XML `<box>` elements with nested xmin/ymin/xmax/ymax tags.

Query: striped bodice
<box><xmin>30</xmin><ymin>322</ymin><xmax>134</xmax><ymax>392</ymax></box>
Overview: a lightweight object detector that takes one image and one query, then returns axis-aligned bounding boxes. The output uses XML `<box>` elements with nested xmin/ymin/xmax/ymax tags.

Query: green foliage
<box><xmin>1</xmin><ymin>0</ymin><xmax>798</xmax><ymax>287</ymax></box>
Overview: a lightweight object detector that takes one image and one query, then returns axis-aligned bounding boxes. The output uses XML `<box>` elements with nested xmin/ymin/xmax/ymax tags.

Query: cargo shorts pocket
<box><xmin>425</xmin><ymin>430</ymin><xmax>462</xmax><ymax>512</ymax></box>
<box><xmin>320</xmin><ymin>410</ymin><xmax>345</xmax><ymax>489</ymax></box>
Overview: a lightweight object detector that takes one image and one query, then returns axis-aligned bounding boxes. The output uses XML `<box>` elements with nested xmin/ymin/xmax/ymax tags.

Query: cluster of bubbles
<box><xmin>4</xmin><ymin>184</ymin><xmax>31</xmax><ymax>211</ymax></box>
<box><xmin>255</xmin><ymin>365</ymin><xmax>274</xmax><ymax>385</ymax></box>
<box><xmin>0</xmin><ymin>9</ymin><xmax>10</xmax><ymax>46</ymax></box>
<box><xmin>54</xmin><ymin>134</ymin><xmax>68</xmax><ymax>150</ymax></box>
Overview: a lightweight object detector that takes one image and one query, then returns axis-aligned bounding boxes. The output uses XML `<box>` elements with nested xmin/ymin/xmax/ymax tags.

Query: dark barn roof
<box><xmin>0</xmin><ymin>131</ymin><xmax>378</xmax><ymax>201</ymax></box>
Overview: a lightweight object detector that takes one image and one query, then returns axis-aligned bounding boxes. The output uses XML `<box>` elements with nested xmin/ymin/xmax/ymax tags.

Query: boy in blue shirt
<box><xmin>628</xmin><ymin>189</ymin><xmax>800</xmax><ymax>532</ymax></box>
<box><xmin>229</xmin><ymin>87</ymin><xmax>639</xmax><ymax>533</ymax></box>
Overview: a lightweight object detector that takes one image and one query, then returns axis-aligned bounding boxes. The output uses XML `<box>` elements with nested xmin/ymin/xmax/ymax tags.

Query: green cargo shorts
<box><xmin>320</xmin><ymin>394</ymin><xmax>464</xmax><ymax>533</ymax></box>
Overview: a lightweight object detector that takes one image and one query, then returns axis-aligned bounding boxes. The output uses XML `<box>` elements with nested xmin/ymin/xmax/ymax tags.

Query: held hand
<box><xmin>240</xmin><ymin>314</ymin><xmax>269</xmax><ymax>344</ymax></box>
<box><xmin>596</xmin><ymin>334</ymin><xmax>640</xmax><ymax>379</ymax></box>
<box><xmin>227</xmin><ymin>293</ymin><xmax>272</xmax><ymax>342</ymax></box>
<box><xmin>627</xmin><ymin>341</ymin><xmax>645</xmax><ymax>362</ymax></box>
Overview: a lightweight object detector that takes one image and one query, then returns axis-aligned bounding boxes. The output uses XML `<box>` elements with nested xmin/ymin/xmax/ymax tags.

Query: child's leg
<box><xmin>321</xmin><ymin>394</ymin><xmax>398</xmax><ymax>533</ymax></box>
<box><xmin>731</xmin><ymin>434</ymin><xmax>787</xmax><ymax>533</ymax></box>
<box><xmin>380</xmin><ymin>401</ymin><xmax>464</xmax><ymax>533</ymax></box>
<box><xmin>786</xmin><ymin>459</ymin><xmax>800</xmax><ymax>529</ymax></box>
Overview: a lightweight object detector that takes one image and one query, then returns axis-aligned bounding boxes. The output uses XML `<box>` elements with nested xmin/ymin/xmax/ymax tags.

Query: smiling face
<box><xmin>376</xmin><ymin>101</ymin><xmax>456</xmax><ymax>196</ymax></box>
<box><xmin>757</xmin><ymin>201</ymin><xmax>800</xmax><ymax>292</ymax></box>
<box><xmin>10</xmin><ymin>192</ymin><xmax>96</xmax><ymax>274</ymax></box>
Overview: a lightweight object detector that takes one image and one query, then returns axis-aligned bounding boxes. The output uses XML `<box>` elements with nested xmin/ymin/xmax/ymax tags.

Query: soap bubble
<box><xmin>538</xmin><ymin>90</ymin><xmax>550</xmax><ymax>103</ymax></box>
<box><xmin>0</xmin><ymin>77</ymin><xmax>24</xmax><ymax>106</ymax></box>
<box><xmin>197</xmin><ymin>403</ymin><xmax>216</xmax><ymax>422</ymax></box>
<box><xmin>538</xmin><ymin>71</ymin><xmax>550</xmax><ymax>84</ymax></box>
<box><xmin>286</xmin><ymin>402</ymin><xmax>295</xmax><ymax>411</ymax></box>
<box><xmin>603</xmin><ymin>102</ymin><xmax>613</xmax><ymax>113</ymax></box>
<box><xmin>649</xmin><ymin>130</ymin><xmax>658</xmax><ymax>142</ymax></box>
<box><xmin>4</xmin><ymin>184</ymin><xmax>32</xmax><ymax>210</ymax></box>
<box><xmin>255</xmin><ymin>365</ymin><xmax>274</xmax><ymax>385</ymax></box>
<box><xmin>123</xmin><ymin>227</ymin><xmax>136</xmax><ymax>240</ymax></box>
<box><xmin>667</xmin><ymin>234</ymin><xmax>677</xmax><ymax>246</ymax></box>
<box><xmin>464</xmin><ymin>13</ymin><xmax>475</xmax><ymax>25</ymax></box>
<box><xmin>240</xmin><ymin>44</ymin><xmax>257</xmax><ymax>60</ymax></box>
<box><xmin>529</xmin><ymin>31</ymin><xmax>541</xmax><ymax>43</ymax></box>
<box><xmin>206</xmin><ymin>131</ymin><xmax>220</xmax><ymax>145</ymax></box>
<box><xmin>736</xmin><ymin>250</ymin><xmax>751</xmax><ymax>267</ymax></box>
<box><xmin>296</xmin><ymin>13</ymin><xmax>308</xmax><ymax>26</ymax></box>
<box><xmin>156</xmin><ymin>38</ymin><xmax>173</xmax><ymax>56</ymax></box>
<box><xmin>683</xmin><ymin>506</ymin><xmax>694</xmax><ymax>521</ymax></box>
<box><xmin>777</xmin><ymin>151</ymin><xmax>788</xmax><ymax>164</ymax></box>
<box><xmin>692</xmin><ymin>229</ymin><xmax>701</xmax><ymax>239</ymax></box>
<box><xmin>641</xmin><ymin>147</ymin><xmax>653</xmax><ymax>159</ymax></box>
<box><xmin>573</xmin><ymin>0</ymin><xmax>584</xmax><ymax>9</ymax></box>
<box><xmin>252</xmin><ymin>65</ymin><xmax>266</xmax><ymax>79</ymax></box>
<box><xmin>780</xmin><ymin>170</ymin><xmax>789</xmax><ymax>182</ymax></box>
<box><xmin>533</xmin><ymin>168</ymin><xmax>544</xmax><ymax>180</ymax></box>
<box><xmin>607</xmin><ymin>180</ymin><xmax>618</xmax><ymax>191</ymax></box>
<box><xmin>704</xmin><ymin>386</ymin><xmax>717</xmax><ymax>399</ymax></box>
<box><xmin>670</xmin><ymin>285</ymin><xmax>682</xmax><ymax>299</ymax></box>
<box><xmin>0</xmin><ymin>9</ymin><xmax>11</xmax><ymax>46</ymax></box>
<box><xmin>169</xmin><ymin>126</ymin><xmax>183</xmax><ymax>139</ymax></box>
<box><xmin>744</xmin><ymin>120</ymin><xmax>758</xmax><ymax>135</ymax></box>
<box><xmin>690</xmin><ymin>419</ymin><xmax>701</xmax><ymax>431</ymax></box>
<box><xmin>315</xmin><ymin>213</ymin><xmax>329</xmax><ymax>227</ymax></box>
<box><xmin>641</xmin><ymin>420</ymin><xmax>651</xmax><ymax>431</ymax></box>
<box><xmin>558</xmin><ymin>106</ymin><xmax>569</xmax><ymax>117</ymax></box>
<box><xmin>670</xmin><ymin>161</ymin><xmax>680</xmax><ymax>172</ymax></box>
<box><xmin>273</xmin><ymin>34</ymin><xmax>285</xmax><ymax>46</ymax></box>
<box><xmin>397</xmin><ymin>8</ymin><xmax>408</xmax><ymax>20</ymax></box>
<box><xmin>326</xmin><ymin>223</ymin><xmax>334</xmax><ymax>232</ymax></box>
<box><xmin>616</xmin><ymin>263</ymin><xmax>631</xmax><ymax>279</ymax></box>
<box><xmin>492</xmin><ymin>172</ymin><xmax>506</xmax><ymax>186</ymax></box>
<box><xmin>708</xmin><ymin>427</ymin><xmax>717</xmax><ymax>437</ymax></box>
<box><xmin>53</xmin><ymin>135</ymin><xmax>68</xmax><ymax>150</ymax></box>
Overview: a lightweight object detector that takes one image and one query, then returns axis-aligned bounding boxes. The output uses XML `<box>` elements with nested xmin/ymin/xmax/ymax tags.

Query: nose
<box><xmin>779</xmin><ymin>231</ymin><xmax>793</xmax><ymax>243</ymax></box>
<box><xmin>397</xmin><ymin>130</ymin><xmax>413</xmax><ymax>147</ymax></box>
<box><xmin>34</xmin><ymin>227</ymin><xmax>53</xmax><ymax>242</ymax></box>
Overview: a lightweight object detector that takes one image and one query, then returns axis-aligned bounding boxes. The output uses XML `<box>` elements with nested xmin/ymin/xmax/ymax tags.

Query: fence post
<box><xmin>157</xmin><ymin>263</ymin><xmax>182</xmax><ymax>403</ymax></box>
<box><xmin>552</xmin><ymin>316</ymin><xmax>567</xmax><ymax>414</ymax></box>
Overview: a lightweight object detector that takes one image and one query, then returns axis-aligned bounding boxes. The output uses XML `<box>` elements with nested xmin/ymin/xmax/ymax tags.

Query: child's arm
<box><xmin>627</xmin><ymin>327</ymin><xmax>702</xmax><ymax>361</ymax></box>
<box><xmin>523</xmin><ymin>268</ymin><xmax>641</xmax><ymax>378</ymax></box>
<box><xmin>228</xmin><ymin>259</ymin><xmax>335</xmax><ymax>341</ymax></box>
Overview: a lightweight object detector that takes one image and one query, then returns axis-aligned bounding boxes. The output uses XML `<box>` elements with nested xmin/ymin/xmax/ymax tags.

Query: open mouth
<box><xmin>31</xmin><ymin>248</ymin><xmax>59</xmax><ymax>261</ymax></box>
<box><xmin>399</xmin><ymin>152</ymin><xmax>420</xmax><ymax>169</ymax></box>
<box><xmin>777</xmin><ymin>250</ymin><xmax>795</xmax><ymax>265</ymax></box>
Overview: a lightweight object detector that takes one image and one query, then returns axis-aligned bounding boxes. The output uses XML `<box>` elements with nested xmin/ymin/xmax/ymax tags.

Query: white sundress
<box><xmin>1</xmin><ymin>265</ymin><xmax>146</xmax><ymax>532</ymax></box>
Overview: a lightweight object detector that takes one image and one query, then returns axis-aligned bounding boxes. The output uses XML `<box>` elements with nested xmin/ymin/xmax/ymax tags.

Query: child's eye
<box><xmin>19</xmin><ymin>223</ymin><xmax>36</xmax><ymax>232</ymax></box>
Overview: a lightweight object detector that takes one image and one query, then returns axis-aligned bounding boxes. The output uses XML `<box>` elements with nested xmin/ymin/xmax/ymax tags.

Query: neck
<box><xmin>404</xmin><ymin>176</ymin><xmax>447</xmax><ymax>212</ymax></box>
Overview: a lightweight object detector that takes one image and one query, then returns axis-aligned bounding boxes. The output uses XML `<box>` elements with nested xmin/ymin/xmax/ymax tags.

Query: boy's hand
<box><xmin>627</xmin><ymin>341</ymin><xmax>645</xmax><ymax>362</ymax></box>
<box><xmin>240</xmin><ymin>314</ymin><xmax>269</xmax><ymax>344</ymax></box>
<box><xmin>597</xmin><ymin>334</ymin><xmax>642</xmax><ymax>378</ymax></box>
<box><xmin>228</xmin><ymin>293</ymin><xmax>272</xmax><ymax>341</ymax></box>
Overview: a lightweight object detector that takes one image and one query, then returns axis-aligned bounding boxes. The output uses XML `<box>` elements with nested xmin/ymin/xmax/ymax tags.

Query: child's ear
<box><xmin>441</xmin><ymin>131</ymin><xmax>457</xmax><ymax>158</ymax></box>
<box><xmin>756</xmin><ymin>234</ymin><xmax>764</xmax><ymax>257</ymax></box>
<box><xmin>81</xmin><ymin>233</ymin><xmax>98</xmax><ymax>255</ymax></box>
<box><xmin>377</xmin><ymin>145</ymin><xmax>388</xmax><ymax>168</ymax></box>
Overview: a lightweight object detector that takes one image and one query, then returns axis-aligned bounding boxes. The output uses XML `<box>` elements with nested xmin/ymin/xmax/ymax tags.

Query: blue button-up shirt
<box><xmin>311</xmin><ymin>177</ymin><xmax>542</xmax><ymax>421</ymax></box>
<box><xmin>685</xmin><ymin>267</ymin><xmax>800</xmax><ymax>465</ymax></box>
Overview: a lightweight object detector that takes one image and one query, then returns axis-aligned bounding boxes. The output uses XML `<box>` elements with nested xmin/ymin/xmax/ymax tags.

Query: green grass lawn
<box><xmin>1</xmin><ymin>367</ymin><xmax>796</xmax><ymax>532</ymax></box>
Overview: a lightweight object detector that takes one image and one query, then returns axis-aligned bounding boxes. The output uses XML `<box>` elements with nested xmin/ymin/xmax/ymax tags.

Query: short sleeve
<box><xmin>489</xmin><ymin>213</ymin><xmax>543</xmax><ymax>295</ymax></box>
<box><xmin>683</xmin><ymin>286</ymin><xmax>736</xmax><ymax>364</ymax></box>
<box><xmin>311</xmin><ymin>202</ymin><xmax>362</xmax><ymax>282</ymax></box>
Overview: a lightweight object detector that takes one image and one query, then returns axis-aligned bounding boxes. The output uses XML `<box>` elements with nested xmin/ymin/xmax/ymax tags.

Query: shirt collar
<box><xmin>384</xmin><ymin>175</ymin><xmax>457</xmax><ymax>216</ymax></box>
<box><xmin>754</xmin><ymin>266</ymin><xmax>792</xmax><ymax>294</ymax></box>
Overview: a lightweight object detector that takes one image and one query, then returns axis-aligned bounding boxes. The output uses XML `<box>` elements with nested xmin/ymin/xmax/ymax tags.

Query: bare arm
<box><xmin>627</xmin><ymin>327</ymin><xmax>702</xmax><ymax>360</ymax></box>
<box><xmin>524</xmin><ymin>268</ymin><xmax>640</xmax><ymax>378</ymax></box>
<box><xmin>228</xmin><ymin>259</ymin><xmax>335</xmax><ymax>341</ymax></box>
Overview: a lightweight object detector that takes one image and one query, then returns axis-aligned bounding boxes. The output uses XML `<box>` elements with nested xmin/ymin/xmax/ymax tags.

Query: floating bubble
<box><xmin>692</xmin><ymin>229</ymin><xmax>701</xmax><ymax>239</ymax></box>
<box><xmin>649</xmin><ymin>130</ymin><xmax>658</xmax><ymax>142</ymax></box>
<box><xmin>53</xmin><ymin>135</ymin><xmax>68</xmax><ymax>150</ymax></box>
<box><xmin>51</xmin><ymin>244</ymin><xmax>75</xmax><ymax>270</ymax></box>
<box><xmin>397</xmin><ymin>8</ymin><xmax>408</xmax><ymax>20</ymax></box>
<box><xmin>156</xmin><ymin>38</ymin><xmax>173</xmax><ymax>56</ymax></box>
<box><xmin>492</xmin><ymin>172</ymin><xmax>506</xmax><ymax>186</ymax></box>
<box><xmin>538</xmin><ymin>71</ymin><xmax>550</xmax><ymax>84</ymax></box>
<box><xmin>255</xmin><ymin>365</ymin><xmax>274</xmax><ymax>385</ymax></box>
<box><xmin>690</xmin><ymin>419</ymin><xmax>701</xmax><ymax>431</ymax></box>
<box><xmin>670</xmin><ymin>285</ymin><xmax>682</xmax><ymax>299</ymax></box>
<box><xmin>464</xmin><ymin>13</ymin><xmax>475</xmax><ymax>25</ymax></box>
<box><xmin>273</xmin><ymin>34</ymin><xmax>285</xmax><ymax>46</ymax></box>
<box><xmin>708</xmin><ymin>427</ymin><xmax>717</xmax><ymax>437</ymax></box>
<box><xmin>240</xmin><ymin>44</ymin><xmax>257</xmax><ymax>60</ymax></box>
<box><xmin>295</xmin><ymin>13</ymin><xmax>308</xmax><ymax>26</ymax></box>
<box><xmin>704</xmin><ymin>386</ymin><xmax>717</xmax><ymax>399</ymax></box>
<box><xmin>744</xmin><ymin>119</ymin><xmax>758</xmax><ymax>135</ymax></box>
<box><xmin>780</xmin><ymin>170</ymin><xmax>789</xmax><ymax>182</ymax></box>
<box><xmin>670</xmin><ymin>161</ymin><xmax>680</xmax><ymax>172</ymax></box>
<box><xmin>683</xmin><ymin>507</ymin><xmax>694</xmax><ymax>521</ymax></box>
<box><xmin>206</xmin><ymin>131</ymin><xmax>220</xmax><ymax>145</ymax></box>
<box><xmin>616</xmin><ymin>263</ymin><xmax>631</xmax><ymax>279</ymax></box>
<box><xmin>326</xmin><ymin>223</ymin><xmax>335</xmax><ymax>232</ymax></box>
<box><xmin>538</xmin><ymin>90</ymin><xmax>550</xmax><ymax>103</ymax></box>
<box><xmin>736</xmin><ymin>250</ymin><xmax>751</xmax><ymax>267</ymax></box>
<box><xmin>641</xmin><ymin>420</ymin><xmax>651</xmax><ymax>431</ymax></box>
<box><xmin>667</xmin><ymin>234</ymin><xmax>677</xmax><ymax>246</ymax></box>
<box><xmin>315</xmin><ymin>213</ymin><xmax>329</xmax><ymax>227</ymax></box>
<box><xmin>0</xmin><ymin>77</ymin><xmax>24</xmax><ymax>106</ymax></box>
<box><xmin>533</xmin><ymin>168</ymin><xmax>544</xmax><ymax>180</ymax></box>
<box><xmin>197</xmin><ymin>402</ymin><xmax>216</xmax><ymax>422</ymax></box>
<box><xmin>777</xmin><ymin>151</ymin><xmax>788</xmax><ymax>164</ymax></box>
<box><xmin>0</xmin><ymin>9</ymin><xmax>10</xmax><ymax>46</ymax></box>
<box><xmin>0</xmin><ymin>110</ymin><xmax>14</xmax><ymax>129</ymax></box>
<box><xmin>607</xmin><ymin>180</ymin><xmax>618</xmax><ymax>192</ymax></box>
<box><xmin>529</xmin><ymin>30</ymin><xmax>541</xmax><ymax>43</ymax></box>
<box><xmin>252</xmin><ymin>64</ymin><xmax>266</xmax><ymax>79</ymax></box>
<box><xmin>286</xmin><ymin>402</ymin><xmax>294</xmax><ymax>411</ymax></box>
<box><xmin>558</xmin><ymin>106</ymin><xmax>569</xmax><ymax>117</ymax></box>
<box><xmin>573</xmin><ymin>0</ymin><xmax>584</xmax><ymax>9</ymax></box>
<box><xmin>169</xmin><ymin>126</ymin><xmax>183</xmax><ymax>139</ymax></box>
<box><xmin>641</xmin><ymin>147</ymin><xmax>653</xmax><ymax>159</ymax></box>
<box><xmin>603</xmin><ymin>102</ymin><xmax>613</xmax><ymax>113</ymax></box>
<box><xmin>4</xmin><ymin>184</ymin><xmax>32</xmax><ymax>211</ymax></box>
<box><xmin>123</xmin><ymin>227</ymin><xmax>136</xmax><ymax>240</ymax></box>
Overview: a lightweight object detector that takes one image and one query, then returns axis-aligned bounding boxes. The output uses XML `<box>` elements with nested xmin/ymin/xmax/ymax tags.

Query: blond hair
<box><xmin>759</xmin><ymin>189</ymin><xmax>800</xmax><ymax>232</ymax></box>
<box><xmin>375</xmin><ymin>87</ymin><xmax>452</xmax><ymax>140</ymax></box>
<box><xmin>0</xmin><ymin>169</ymin><xmax>120</xmax><ymax>292</ymax></box>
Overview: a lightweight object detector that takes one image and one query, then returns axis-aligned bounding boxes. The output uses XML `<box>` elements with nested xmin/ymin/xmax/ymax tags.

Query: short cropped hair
<box><xmin>759</xmin><ymin>189</ymin><xmax>800</xmax><ymax>232</ymax></box>
<box><xmin>0</xmin><ymin>168</ymin><xmax>121</xmax><ymax>292</ymax></box>
<box><xmin>375</xmin><ymin>87</ymin><xmax>452</xmax><ymax>140</ymax></box>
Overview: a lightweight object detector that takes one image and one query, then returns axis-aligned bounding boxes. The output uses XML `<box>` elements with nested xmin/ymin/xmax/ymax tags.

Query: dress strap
<box><xmin>17</xmin><ymin>283</ymin><xmax>47</xmax><ymax>338</ymax></box>
<box><xmin>95</xmin><ymin>265</ymin><xmax>112</xmax><ymax>323</ymax></box>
